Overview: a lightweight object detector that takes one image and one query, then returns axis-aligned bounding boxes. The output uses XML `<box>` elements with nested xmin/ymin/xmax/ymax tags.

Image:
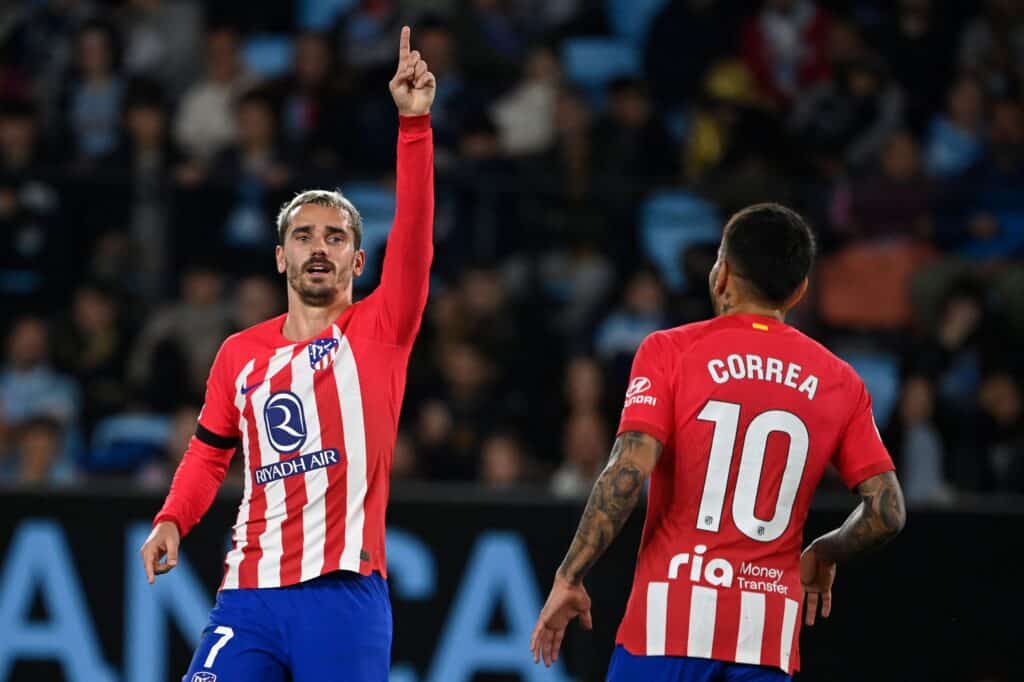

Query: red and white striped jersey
<box><xmin>154</xmin><ymin>114</ymin><xmax>434</xmax><ymax>589</ymax></box>
<box><xmin>616</xmin><ymin>314</ymin><xmax>895</xmax><ymax>674</ymax></box>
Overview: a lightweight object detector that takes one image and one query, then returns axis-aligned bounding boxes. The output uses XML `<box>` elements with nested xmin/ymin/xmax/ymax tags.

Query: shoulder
<box><xmin>216</xmin><ymin>314</ymin><xmax>287</xmax><ymax>361</ymax></box>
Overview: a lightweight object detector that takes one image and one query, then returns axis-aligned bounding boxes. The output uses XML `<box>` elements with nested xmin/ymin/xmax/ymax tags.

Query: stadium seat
<box><xmin>242</xmin><ymin>35</ymin><xmax>295</xmax><ymax>78</ymax></box>
<box><xmin>340</xmin><ymin>182</ymin><xmax>396</xmax><ymax>289</ymax></box>
<box><xmin>606</xmin><ymin>0</ymin><xmax>669</xmax><ymax>46</ymax></box>
<box><xmin>297</xmin><ymin>0</ymin><xmax>357</xmax><ymax>30</ymax></box>
<box><xmin>640</xmin><ymin>190</ymin><xmax>721</xmax><ymax>291</ymax></box>
<box><xmin>835</xmin><ymin>349</ymin><xmax>901</xmax><ymax>430</ymax></box>
<box><xmin>561</xmin><ymin>37</ymin><xmax>640</xmax><ymax>105</ymax></box>
<box><xmin>88</xmin><ymin>413</ymin><xmax>172</xmax><ymax>472</ymax></box>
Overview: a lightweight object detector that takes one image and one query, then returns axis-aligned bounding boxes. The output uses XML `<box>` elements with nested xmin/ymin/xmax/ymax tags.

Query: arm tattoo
<box><xmin>557</xmin><ymin>432</ymin><xmax>662</xmax><ymax>585</ymax></box>
<box><xmin>813</xmin><ymin>471</ymin><xmax>906</xmax><ymax>564</ymax></box>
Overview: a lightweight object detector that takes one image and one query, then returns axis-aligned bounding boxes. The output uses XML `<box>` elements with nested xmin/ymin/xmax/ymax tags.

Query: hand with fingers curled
<box><xmin>530</xmin><ymin>574</ymin><xmax>593</xmax><ymax>667</ymax></box>
<box><xmin>800</xmin><ymin>542</ymin><xmax>837</xmax><ymax>626</ymax></box>
<box><xmin>140</xmin><ymin>520</ymin><xmax>181</xmax><ymax>584</ymax></box>
<box><xmin>389</xmin><ymin>25</ymin><xmax>437</xmax><ymax>117</ymax></box>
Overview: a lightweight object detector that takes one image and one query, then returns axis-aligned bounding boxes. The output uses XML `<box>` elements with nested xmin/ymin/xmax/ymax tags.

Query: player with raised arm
<box><xmin>138</xmin><ymin>26</ymin><xmax>435</xmax><ymax>682</ymax></box>
<box><xmin>531</xmin><ymin>203</ymin><xmax>906</xmax><ymax>680</ymax></box>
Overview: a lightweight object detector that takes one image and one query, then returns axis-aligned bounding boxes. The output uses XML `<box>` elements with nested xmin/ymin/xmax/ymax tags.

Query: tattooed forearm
<box><xmin>812</xmin><ymin>471</ymin><xmax>906</xmax><ymax>564</ymax></box>
<box><xmin>557</xmin><ymin>432</ymin><xmax>662</xmax><ymax>585</ymax></box>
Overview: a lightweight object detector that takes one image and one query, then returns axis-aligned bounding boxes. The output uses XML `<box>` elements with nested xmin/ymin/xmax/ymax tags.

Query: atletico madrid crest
<box><xmin>308</xmin><ymin>337</ymin><xmax>340</xmax><ymax>370</ymax></box>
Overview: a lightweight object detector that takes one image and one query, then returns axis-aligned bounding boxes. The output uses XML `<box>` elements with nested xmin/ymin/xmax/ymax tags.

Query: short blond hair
<box><xmin>276</xmin><ymin>189</ymin><xmax>363</xmax><ymax>248</ymax></box>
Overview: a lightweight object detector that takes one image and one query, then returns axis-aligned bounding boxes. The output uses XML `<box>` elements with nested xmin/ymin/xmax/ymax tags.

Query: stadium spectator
<box><xmin>479</xmin><ymin>431</ymin><xmax>530</xmax><ymax>488</ymax></box>
<box><xmin>127</xmin><ymin>264</ymin><xmax>232</xmax><ymax>409</ymax></box>
<box><xmin>923</xmin><ymin>75</ymin><xmax>986</xmax><ymax>178</ymax></box>
<box><xmin>876</xmin><ymin>0</ymin><xmax>958</xmax><ymax>130</ymax></box>
<box><xmin>0</xmin><ymin>317</ymin><xmax>80</xmax><ymax>431</ymax></box>
<box><xmin>551</xmin><ymin>411</ymin><xmax>609</xmax><ymax>498</ymax></box>
<box><xmin>51</xmin><ymin>282</ymin><xmax>132</xmax><ymax>434</ymax></box>
<box><xmin>740</xmin><ymin>0</ymin><xmax>832</xmax><ymax>108</ymax></box>
<box><xmin>6</xmin><ymin>416</ymin><xmax>70</xmax><ymax>486</ymax></box>
<box><xmin>883</xmin><ymin>375</ymin><xmax>953</xmax><ymax>504</ymax></box>
<box><xmin>789</xmin><ymin>52</ymin><xmax>905</xmax><ymax>172</ymax></box>
<box><xmin>0</xmin><ymin>97</ymin><xmax>67</xmax><ymax>315</ymax></box>
<box><xmin>231</xmin><ymin>274</ymin><xmax>285</xmax><ymax>332</ymax></box>
<box><xmin>594</xmin><ymin>268</ymin><xmax>671</xmax><ymax>381</ymax></box>
<box><xmin>136</xmin><ymin>403</ymin><xmax>200</xmax><ymax>488</ymax></box>
<box><xmin>271</xmin><ymin>31</ymin><xmax>357</xmax><ymax>174</ymax></box>
<box><xmin>117</xmin><ymin>0</ymin><xmax>202</xmax><ymax>98</ymax></box>
<box><xmin>491</xmin><ymin>44</ymin><xmax>560</xmax><ymax>157</ymax></box>
<box><xmin>957</xmin><ymin>0</ymin><xmax>1024</xmax><ymax>98</ymax></box>
<box><xmin>174</xmin><ymin>25</ymin><xmax>254</xmax><ymax>162</ymax></box>
<box><xmin>63</xmin><ymin>20</ymin><xmax>124</xmax><ymax>163</ymax></box>
<box><xmin>645</xmin><ymin>0</ymin><xmax>743</xmax><ymax>112</ymax></box>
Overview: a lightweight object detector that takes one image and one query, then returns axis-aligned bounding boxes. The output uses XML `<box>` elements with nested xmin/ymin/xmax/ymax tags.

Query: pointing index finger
<box><xmin>399</xmin><ymin>25</ymin><xmax>411</xmax><ymax>60</ymax></box>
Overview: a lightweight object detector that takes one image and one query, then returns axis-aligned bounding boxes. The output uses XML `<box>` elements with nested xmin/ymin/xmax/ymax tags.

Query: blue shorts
<box><xmin>183</xmin><ymin>571</ymin><xmax>391</xmax><ymax>682</ymax></box>
<box><xmin>607</xmin><ymin>645</ymin><xmax>791</xmax><ymax>682</ymax></box>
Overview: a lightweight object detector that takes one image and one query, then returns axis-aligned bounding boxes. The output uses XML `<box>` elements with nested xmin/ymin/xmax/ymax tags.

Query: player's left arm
<box><xmin>531</xmin><ymin>431</ymin><xmax>663</xmax><ymax>666</ymax></box>
<box><xmin>377</xmin><ymin>25</ymin><xmax>436</xmax><ymax>345</ymax></box>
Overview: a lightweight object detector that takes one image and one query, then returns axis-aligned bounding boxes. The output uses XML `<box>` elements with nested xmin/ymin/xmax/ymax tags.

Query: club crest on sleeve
<box><xmin>308</xmin><ymin>337</ymin><xmax>340</xmax><ymax>370</ymax></box>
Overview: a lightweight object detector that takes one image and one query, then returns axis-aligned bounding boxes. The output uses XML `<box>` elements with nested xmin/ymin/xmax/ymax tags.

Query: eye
<box><xmin>327</xmin><ymin>235</ymin><xmax>344</xmax><ymax>244</ymax></box>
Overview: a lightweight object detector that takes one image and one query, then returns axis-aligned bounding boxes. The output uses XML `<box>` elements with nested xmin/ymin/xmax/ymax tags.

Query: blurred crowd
<box><xmin>2</xmin><ymin>0</ymin><xmax>1024</xmax><ymax>503</ymax></box>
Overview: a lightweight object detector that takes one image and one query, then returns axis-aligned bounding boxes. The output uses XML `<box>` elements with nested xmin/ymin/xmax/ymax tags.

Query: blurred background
<box><xmin>1</xmin><ymin>0</ymin><xmax>1023</xmax><ymax>681</ymax></box>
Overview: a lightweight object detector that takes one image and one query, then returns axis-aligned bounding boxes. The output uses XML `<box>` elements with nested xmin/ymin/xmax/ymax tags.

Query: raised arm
<box><xmin>376</xmin><ymin>26</ymin><xmax>436</xmax><ymax>345</ymax></box>
<box><xmin>531</xmin><ymin>431</ymin><xmax>663</xmax><ymax>666</ymax></box>
<box><xmin>800</xmin><ymin>470</ymin><xmax>906</xmax><ymax>625</ymax></box>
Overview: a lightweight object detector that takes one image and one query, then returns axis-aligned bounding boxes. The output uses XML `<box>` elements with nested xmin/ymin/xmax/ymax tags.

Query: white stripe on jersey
<box><xmin>255</xmin><ymin>344</ymin><xmax>298</xmax><ymax>587</ymax></box>
<box><xmin>736</xmin><ymin>591</ymin><xmax>766</xmax><ymax>664</ymax></box>
<box><xmin>290</xmin><ymin>349</ymin><xmax>328</xmax><ymax>582</ymax></box>
<box><xmin>222</xmin><ymin>359</ymin><xmax>256</xmax><ymax>589</ymax></box>
<box><xmin>780</xmin><ymin>598</ymin><xmax>799</xmax><ymax>673</ymax></box>
<box><xmin>645</xmin><ymin>582</ymin><xmax>669</xmax><ymax>655</ymax></box>
<box><xmin>687</xmin><ymin>586</ymin><xmax>717</xmax><ymax>659</ymax></box>
<box><xmin>333</xmin><ymin>326</ymin><xmax>368</xmax><ymax>572</ymax></box>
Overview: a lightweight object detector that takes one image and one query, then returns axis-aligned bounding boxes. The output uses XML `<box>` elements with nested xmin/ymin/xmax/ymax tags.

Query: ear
<box><xmin>275</xmin><ymin>244</ymin><xmax>286</xmax><ymax>274</ymax></box>
<box><xmin>352</xmin><ymin>249</ymin><xmax>366</xmax><ymax>277</ymax></box>
<box><xmin>714</xmin><ymin>258</ymin><xmax>730</xmax><ymax>297</ymax></box>
<box><xmin>783</xmin><ymin>277</ymin><xmax>809</xmax><ymax>311</ymax></box>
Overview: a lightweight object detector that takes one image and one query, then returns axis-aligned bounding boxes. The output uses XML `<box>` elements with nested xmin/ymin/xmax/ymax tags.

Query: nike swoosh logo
<box><xmin>240</xmin><ymin>381</ymin><xmax>263</xmax><ymax>395</ymax></box>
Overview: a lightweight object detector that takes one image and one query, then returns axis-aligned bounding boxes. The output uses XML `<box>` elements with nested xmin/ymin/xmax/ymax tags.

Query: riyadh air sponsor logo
<box><xmin>254</xmin><ymin>449</ymin><xmax>342</xmax><ymax>485</ymax></box>
<box><xmin>263</xmin><ymin>391</ymin><xmax>308</xmax><ymax>453</ymax></box>
<box><xmin>624</xmin><ymin>376</ymin><xmax>657</xmax><ymax>408</ymax></box>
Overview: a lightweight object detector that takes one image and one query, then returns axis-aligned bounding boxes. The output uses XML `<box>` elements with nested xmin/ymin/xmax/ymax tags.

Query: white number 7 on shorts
<box><xmin>203</xmin><ymin>625</ymin><xmax>235</xmax><ymax>668</ymax></box>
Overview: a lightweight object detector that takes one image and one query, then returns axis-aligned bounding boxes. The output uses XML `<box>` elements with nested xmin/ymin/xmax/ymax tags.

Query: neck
<box><xmin>720</xmin><ymin>301</ymin><xmax>785</xmax><ymax>322</ymax></box>
<box><xmin>281</xmin><ymin>294</ymin><xmax>351</xmax><ymax>341</ymax></box>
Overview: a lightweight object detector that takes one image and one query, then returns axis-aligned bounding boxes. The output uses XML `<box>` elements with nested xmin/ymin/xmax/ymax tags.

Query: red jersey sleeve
<box><xmin>153</xmin><ymin>340</ymin><xmax>239</xmax><ymax>536</ymax></box>
<box><xmin>832</xmin><ymin>374</ymin><xmax>896</xmax><ymax>489</ymax></box>
<box><xmin>617</xmin><ymin>331</ymin><xmax>676</xmax><ymax>445</ymax></box>
<box><xmin>371</xmin><ymin>113</ymin><xmax>434</xmax><ymax>345</ymax></box>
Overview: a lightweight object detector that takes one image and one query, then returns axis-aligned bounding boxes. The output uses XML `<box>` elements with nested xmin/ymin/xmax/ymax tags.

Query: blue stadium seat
<box><xmin>88</xmin><ymin>413</ymin><xmax>171</xmax><ymax>472</ymax></box>
<box><xmin>242</xmin><ymin>35</ymin><xmax>295</xmax><ymax>78</ymax></box>
<box><xmin>640</xmin><ymin>190</ymin><xmax>721</xmax><ymax>291</ymax></box>
<box><xmin>297</xmin><ymin>0</ymin><xmax>357</xmax><ymax>30</ymax></box>
<box><xmin>561</xmin><ymin>37</ymin><xmax>640</xmax><ymax>104</ymax></box>
<box><xmin>606</xmin><ymin>0</ymin><xmax>669</xmax><ymax>46</ymax></box>
<box><xmin>341</xmin><ymin>182</ymin><xmax>396</xmax><ymax>289</ymax></box>
<box><xmin>836</xmin><ymin>349</ymin><xmax>901</xmax><ymax>430</ymax></box>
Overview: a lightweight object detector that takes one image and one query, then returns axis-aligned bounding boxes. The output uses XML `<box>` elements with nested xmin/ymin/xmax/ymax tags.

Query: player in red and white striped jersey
<box><xmin>532</xmin><ymin>204</ymin><xmax>907</xmax><ymax>680</ymax></box>
<box><xmin>139</xmin><ymin>27</ymin><xmax>435</xmax><ymax>682</ymax></box>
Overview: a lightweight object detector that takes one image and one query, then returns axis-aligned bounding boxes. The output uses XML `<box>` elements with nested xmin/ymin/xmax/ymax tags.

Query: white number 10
<box><xmin>696</xmin><ymin>400</ymin><xmax>808</xmax><ymax>542</ymax></box>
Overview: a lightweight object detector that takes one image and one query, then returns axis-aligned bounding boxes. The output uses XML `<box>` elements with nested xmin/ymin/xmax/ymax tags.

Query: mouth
<box><xmin>304</xmin><ymin>262</ymin><xmax>333</xmax><ymax>275</ymax></box>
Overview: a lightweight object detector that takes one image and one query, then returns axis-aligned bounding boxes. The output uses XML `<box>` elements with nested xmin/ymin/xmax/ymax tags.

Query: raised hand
<box><xmin>389</xmin><ymin>26</ymin><xmax>436</xmax><ymax>116</ymax></box>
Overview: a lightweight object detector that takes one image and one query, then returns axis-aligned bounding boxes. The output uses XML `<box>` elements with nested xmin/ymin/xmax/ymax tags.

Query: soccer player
<box><xmin>531</xmin><ymin>203</ymin><xmax>907</xmax><ymax>680</ymax></box>
<box><xmin>138</xmin><ymin>26</ymin><xmax>435</xmax><ymax>682</ymax></box>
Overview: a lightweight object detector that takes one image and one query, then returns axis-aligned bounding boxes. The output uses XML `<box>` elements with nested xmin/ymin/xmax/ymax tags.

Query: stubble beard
<box><xmin>286</xmin><ymin>259</ymin><xmax>350</xmax><ymax>308</ymax></box>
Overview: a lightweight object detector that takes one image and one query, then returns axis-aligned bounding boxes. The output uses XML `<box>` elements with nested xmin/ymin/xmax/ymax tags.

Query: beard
<box><xmin>285</xmin><ymin>255</ymin><xmax>351</xmax><ymax>307</ymax></box>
